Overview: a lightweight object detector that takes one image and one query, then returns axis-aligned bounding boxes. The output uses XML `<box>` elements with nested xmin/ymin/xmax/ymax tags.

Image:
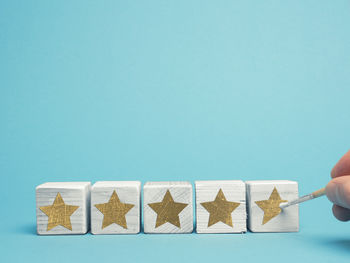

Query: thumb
<box><xmin>326</xmin><ymin>175</ymin><xmax>350</xmax><ymax>209</ymax></box>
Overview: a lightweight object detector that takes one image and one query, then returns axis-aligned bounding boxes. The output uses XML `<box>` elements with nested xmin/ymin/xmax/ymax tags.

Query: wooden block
<box><xmin>36</xmin><ymin>182</ymin><xmax>91</xmax><ymax>235</ymax></box>
<box><xmin>143</xmin><ymin>181</ymin><xmax>193</xmax><ymax>233</ymax></box>
<box><xmin>246</xmin><ymin>180</ymin><xmax>299</xmax><ymax>232</ymax></box>
<box><xmin>91</xmin><ymin>181</ymin><xmax>141</xmax><ymax>234</ymax></box>
<box><xmin>195</xmin><ymin>180</ymin><xmax>246</xmax><ymax>233</ymax></box>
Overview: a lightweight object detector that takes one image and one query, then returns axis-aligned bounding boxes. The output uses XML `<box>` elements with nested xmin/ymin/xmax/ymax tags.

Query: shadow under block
<box><xmin>246</xmin><ymin>180</ymin><xmax>299</xmax><ymax>232</ymax></box>
<box><xmin>91</xmin><ymin>181</ymin><xmax>141</xmax><ymax>234</ymax></box>
<box><xmin>36</xmin><ymin>182</ymin><xmax>91</xmax><ymax>235</ymax></box>
<box><xmin>143</xmin><ymin>181</ymin><xmax>193</xmax><ymax>233</ymax></box>
<box><xmin>195</xmin><ymin>180</ymin><xmax>246</xmax><ymax>233</ymax></box>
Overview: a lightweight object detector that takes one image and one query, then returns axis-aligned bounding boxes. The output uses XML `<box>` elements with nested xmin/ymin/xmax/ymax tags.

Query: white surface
<box><xmin>36</xmin><ymin>182</ymin><xmax>91</xmax><ymax>235</ymax></box>
<box><xmin>143</xmin><ymin>181</ymin><xmax>193</xmax><ymax>233</ymax></box>
<box><xmin>246</xmin><ymin>180</ymin><xmax>299</xmax><ymax>232</ymax></box>
<box><xmin>91</xmin><ymin>181</ymin><xmax>141</xmax><ymax>234</ymax></box>
<box><xmin>195</xmin><ymin>180</ymin><xmax>246</xmax><ymax>233</ymax></box>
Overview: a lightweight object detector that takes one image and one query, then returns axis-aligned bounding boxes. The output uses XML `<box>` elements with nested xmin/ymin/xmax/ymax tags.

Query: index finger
<box><xmin>331</xmin><ymin>150</ymin><xmax>350</xmax><ymax>178</ymax></box>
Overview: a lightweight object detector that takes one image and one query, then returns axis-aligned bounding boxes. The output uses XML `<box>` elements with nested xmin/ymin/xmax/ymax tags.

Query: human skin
<box><xmin>325</xmin><ymin>150</ymin><xmax>350</xmax><ymax>221</ymax></box>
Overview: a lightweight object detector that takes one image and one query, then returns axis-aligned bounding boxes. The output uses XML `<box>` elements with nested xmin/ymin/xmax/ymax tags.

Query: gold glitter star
<box><xmin>95</xmin><ymin>190</ymin><xmax>134</xmax><ymax>229</ymax></box>
<box><xmin>200</xmin><ymin>189</ymin><xmax>240</xmax><ymax>227</ymax></box>
<box><xmin>255</xmin><ymin>187</ymin><xmax>287</xmax><ymax>225</ymax></box>
<box><xmin>148</xmin><ymin>190</ymin><xmax>188</xmax><ymax>228</ymax></box>
<box><xmin>39</xmin><ymin>192</ymin><xmax>79</xmax><ymax>231</ymax></box>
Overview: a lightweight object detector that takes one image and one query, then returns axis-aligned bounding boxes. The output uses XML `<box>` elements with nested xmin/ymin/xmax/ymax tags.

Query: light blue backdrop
<box><xmin>1</xmin><ymin>0</ymin><xmax>349</xmax><ymax>262</ymax></box>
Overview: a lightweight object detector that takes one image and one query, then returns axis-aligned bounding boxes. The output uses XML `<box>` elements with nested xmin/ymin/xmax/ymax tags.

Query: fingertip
<box><xmin>325</xmin><ymin>176</ymin><xmax>350</xmax><ymax>209</ymax></box>
<box><xmin>325</xmin><ymin>180</ymin><xmax>336</xmax><ymax>202</ymax></box>
<box><xmin>332</xmin><ymin>204</ymin><xmax>350</xmax><ymax>222</ymax></box>
<box><xmin>331</xmin><ymin>166</ymin><xmax>336</xmax><ymax>178</ymax></box>
<box><xmin>331</xmin><ymin>150</ymin><xmax>350</xmax><ymax>178</ymax></box>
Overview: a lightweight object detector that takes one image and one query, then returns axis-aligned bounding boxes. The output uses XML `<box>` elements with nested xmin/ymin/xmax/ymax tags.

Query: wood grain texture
<box><xmin>195</xmin><ymin>180</ymin><xmax>246</xmax><ymax>233</ymax></box>
<box><xmin>91</xmin><ymin>181</ymin><xmax>141</xmax><ymax>234</ymax></box>
<box><xmin>36</xmin><ymin>182</ymin><xmax>91</xmax><ymax>235</ymax></box>
<box><xmin>246</xmin><ymin>180</ymin><xmax>299</xmax><ymax>232</ymax></box>
<box><xmin>143</xmin><ymin>181</ymin><xmax>193</xmax><ymax>233</ymax></box>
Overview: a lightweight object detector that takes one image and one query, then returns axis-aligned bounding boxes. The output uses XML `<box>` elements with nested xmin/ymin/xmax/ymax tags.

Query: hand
<box><xmin>325</xmin><ymin>150</ymin><xmax>350</xmax><ymax>221</ymax></box>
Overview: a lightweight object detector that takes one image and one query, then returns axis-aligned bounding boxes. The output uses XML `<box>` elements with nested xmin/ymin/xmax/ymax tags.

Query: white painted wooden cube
<box><xmin>36</xmin><ymin>182</ymin><xmax>91</xmax><ymax>235</ymax></box>
<box><xmin>195</xmin><ymin>180</ymin><xmax>246</xmax><ymax>233</ymax></box>
<box><xmin>91</xmin><ymin>181</ymin><xmax>141</xmax><ymax>234</ymax></box>
<box><xmin>246</xmin><ymin>180</ymin><xmax>299</xmax><ymax>232</ymax></box>
<box><xmin>143</xmin><ymin>181</ymin><xmax>193</xmax><ymax>233</ymax></box>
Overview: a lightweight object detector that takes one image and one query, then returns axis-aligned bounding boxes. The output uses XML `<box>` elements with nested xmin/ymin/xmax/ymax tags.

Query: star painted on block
<box><xmin>255</xmin><ymin>187</ymin><xmax>287</xmax><ymax>225</ymax></box>
<box><xmin>148</xmin><ymin>190</ymin><xmax>188</xmax><ymax>228</ymax></box>
<box><xmin>95</xmin><ymin>190</ymin><xmax>134</xmax><ymax>229</ymax></box>
<box><xmin>39</xmin><ymin>192</ymin><xmax>79</xmax><ymax>231</ymax></box>
<box><xmin>200</xmin><ymin>188</ymin><xmax>240</xmax><ymax>228</ymax></box>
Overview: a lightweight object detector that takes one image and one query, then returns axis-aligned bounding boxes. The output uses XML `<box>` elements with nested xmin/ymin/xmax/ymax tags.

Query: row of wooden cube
<box><xmin>36</xmin><ymin>180</ymin><xmax>299</xmax><ymax>235</ymax></box>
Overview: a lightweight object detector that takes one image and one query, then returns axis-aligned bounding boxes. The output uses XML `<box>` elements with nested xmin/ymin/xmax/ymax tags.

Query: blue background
<box><xmin>1</xmin><ymin>0</ymin><xmax>350</xmax><ymax>262</ymax></box>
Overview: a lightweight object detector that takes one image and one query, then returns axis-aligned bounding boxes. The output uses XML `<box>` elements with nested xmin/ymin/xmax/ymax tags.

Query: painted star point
<box><xmin>95</xmin><ymin>190</ymin><xmax>134</xmax><ymax>229</ymax></box>
<box><xmin>148</xmin><ymin>190</ymin><xmax>188</xmax><ymax>228</ymax></box>
<box><xmin>255</xmin><ymin>187</ymin><xmax>287</xmax><ymax>225</ymax></box>
<box><xmin>201</xmin><ymin>188</ymin><xmax>240</xmax><ymax>228</ymax></box>
<box><xmin>39</xmin><ymin>192</ymin><xmax>79</xmax><ymax>231</ymax></box>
